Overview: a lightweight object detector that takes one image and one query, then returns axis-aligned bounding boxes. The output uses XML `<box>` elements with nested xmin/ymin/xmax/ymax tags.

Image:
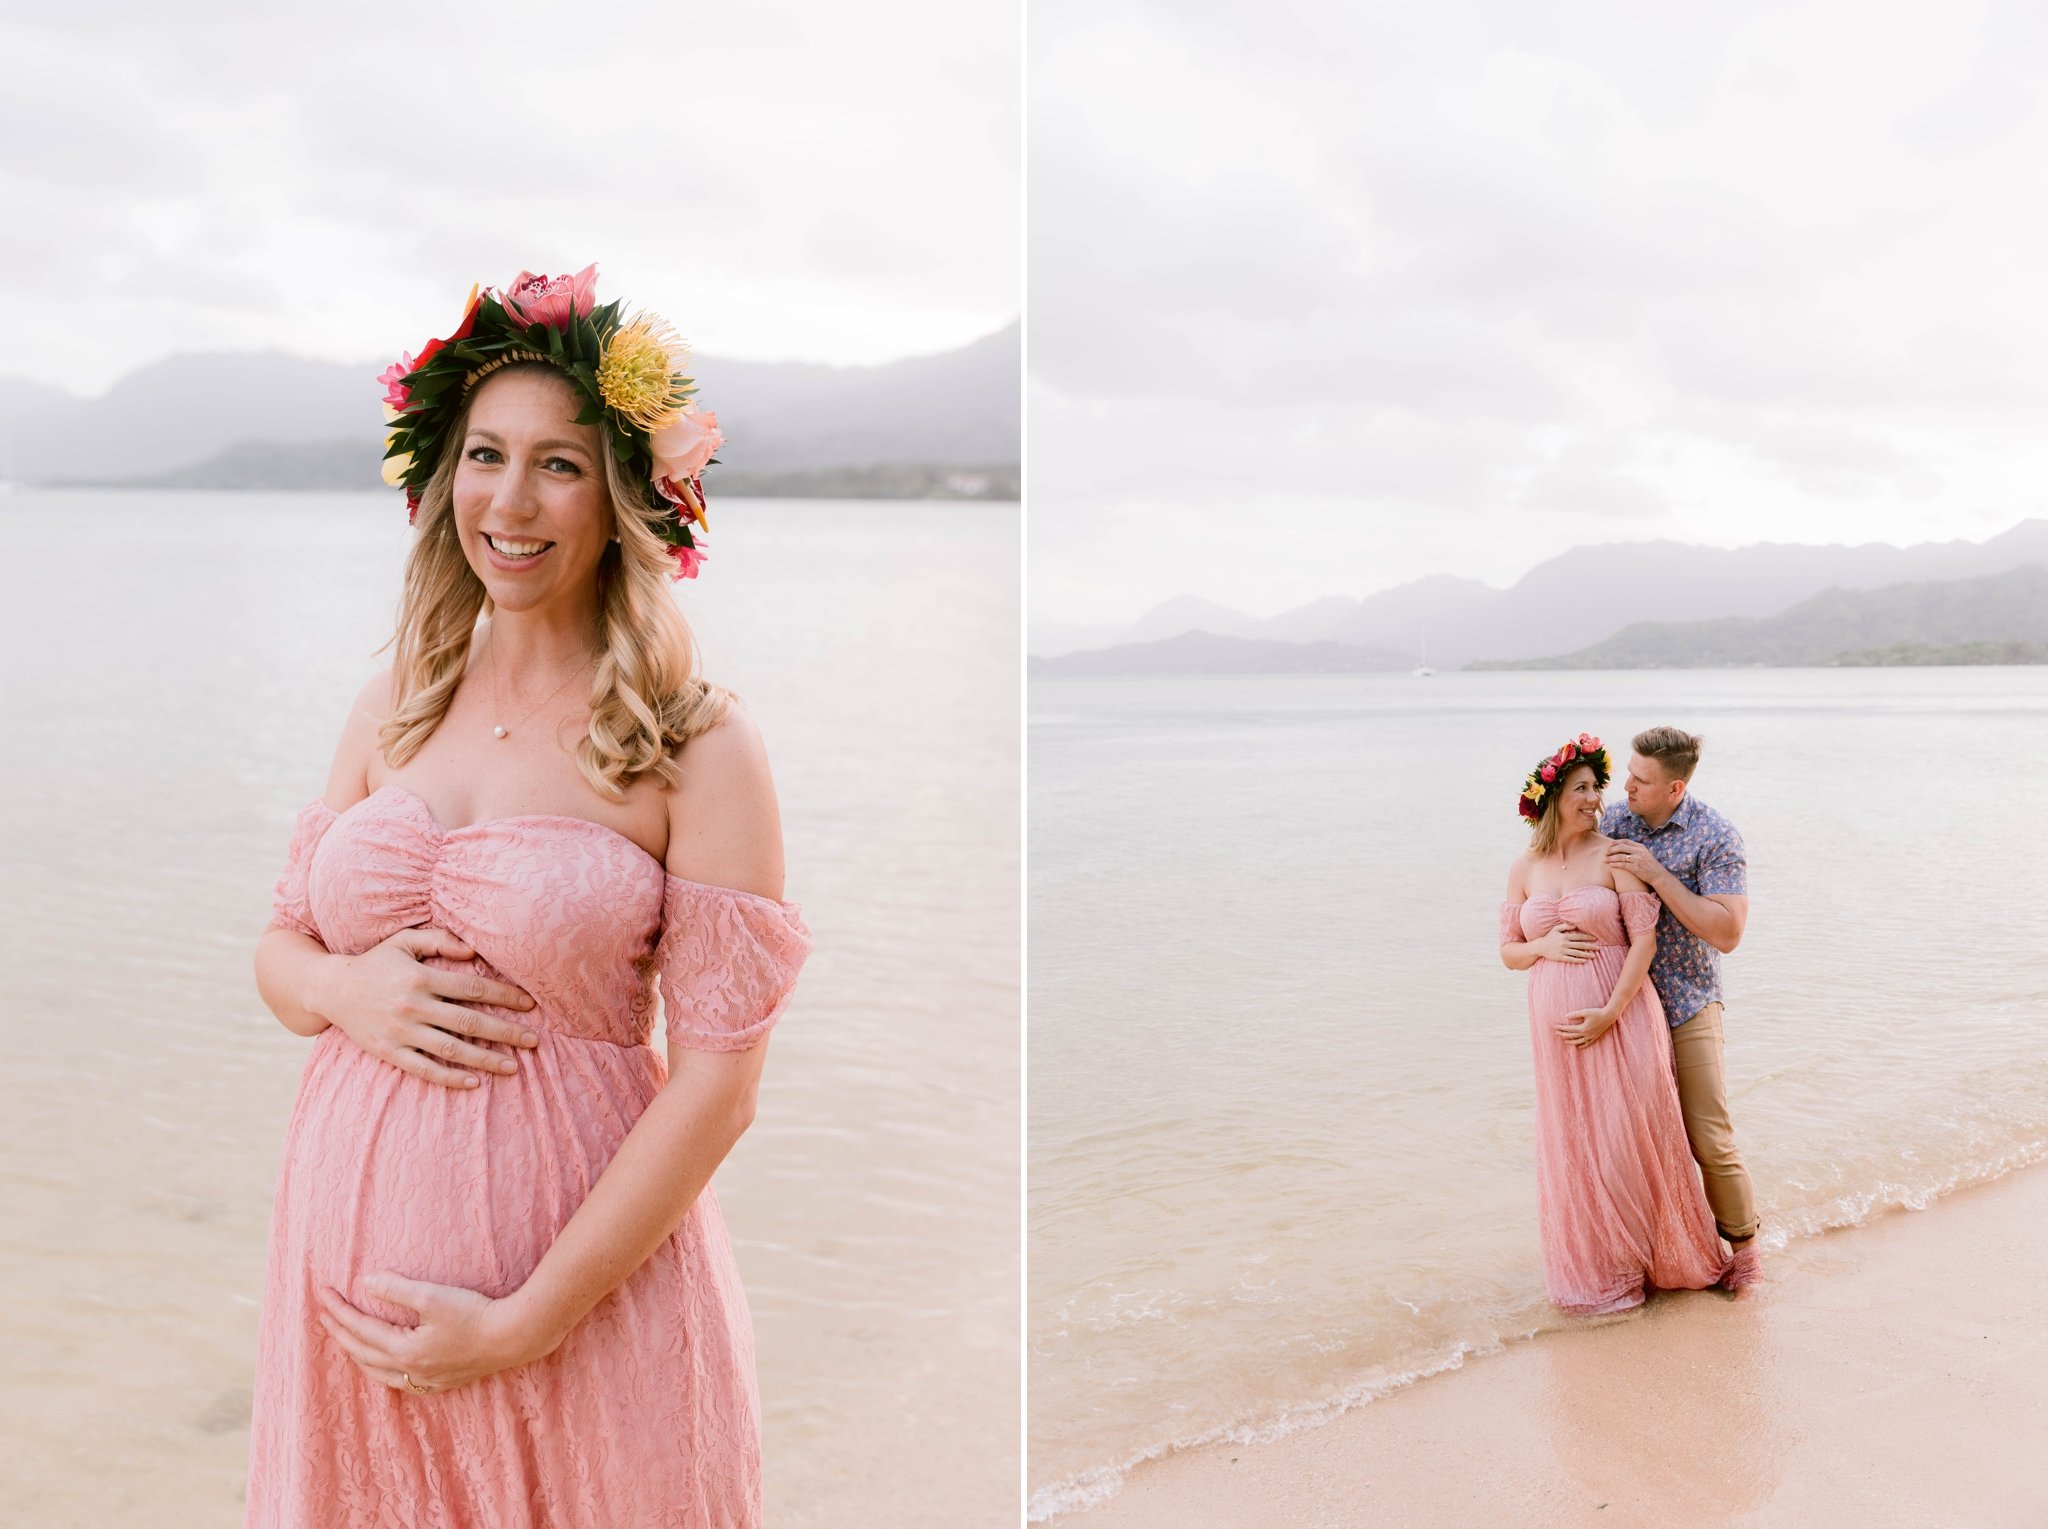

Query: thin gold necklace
<box><xmin>486</xmin><ymin>631</ymin><xmax>596</xmax><ymax>741</ymax></box>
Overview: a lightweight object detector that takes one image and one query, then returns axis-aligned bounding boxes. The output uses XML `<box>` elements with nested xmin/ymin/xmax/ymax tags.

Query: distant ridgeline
<box><xmin>1470</xmin><ymin>565</ymin><xmax>2048</xmax><ymax>669</ymax></box>
<box><xmin>1029</xmin><ymin>630</ymin><xmax>1415</xmax><ymax>677</ymax></box>
<box><xmin>1032</xmin><ymin>532</ymin><xmax>2048</xmax><ymax>674</ymax></box>
<box><xmin>12</xmin><ymin>325</ymin><xmax>1021</xmax><ymax>502</ymax></box>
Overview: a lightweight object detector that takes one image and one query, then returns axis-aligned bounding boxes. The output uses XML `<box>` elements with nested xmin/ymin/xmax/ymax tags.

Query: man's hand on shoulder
<box><xmin>1602</xmin><ymin>839</ymin><xmax>1668</xmax><ymax>894</ymax></box>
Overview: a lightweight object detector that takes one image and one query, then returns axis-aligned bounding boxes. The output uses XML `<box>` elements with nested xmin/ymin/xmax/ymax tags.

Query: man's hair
<box><xmin>1633</xmin><ymin>725</ymin><xmax>1703</xmax><ymax>783</ymax></box>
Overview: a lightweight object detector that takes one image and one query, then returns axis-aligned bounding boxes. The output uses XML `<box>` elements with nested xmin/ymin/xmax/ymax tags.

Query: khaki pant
<box><xmin>1669</xmin><ymin>1003</ymin><xmax>1759</xmax><ymax>1243</ymax></box>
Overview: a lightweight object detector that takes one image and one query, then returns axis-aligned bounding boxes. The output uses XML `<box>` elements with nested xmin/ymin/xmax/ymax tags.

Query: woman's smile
<box><xmin>482</xmin><ymin>530</ymin><xmax>557</xmax><ymax>570</ymax></box>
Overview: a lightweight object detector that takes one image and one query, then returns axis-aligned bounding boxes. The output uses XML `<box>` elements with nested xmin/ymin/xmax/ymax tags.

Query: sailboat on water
<box><xmin>1413</xmin><ymin>630</ymin><xmax>1434</xmax><ymax>678</ymax></box>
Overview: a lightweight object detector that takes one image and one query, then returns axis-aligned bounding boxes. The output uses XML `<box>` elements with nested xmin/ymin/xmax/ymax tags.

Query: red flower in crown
<box><xmin>1540</xmin><ymin>762</ymin><xmax>1557</xmax><ymax>782</ymax></box>
<box><xmin>1560</xmin><ymin>742</ymin><xmax>1578</xmax><ymax>762</ymax></box>
<box><xmin>406</xmin><ymin>284</ymin><xmax>484</xmax><ymax>381</ymax></box>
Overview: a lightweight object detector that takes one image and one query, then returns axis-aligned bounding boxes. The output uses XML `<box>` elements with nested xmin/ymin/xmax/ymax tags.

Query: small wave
<box><xmin>1026</xmin><ymin>1336</ymin><xmax>1516</xmax><ymax>1522</ymax></box>
<box><xmin>1028</xmin><ymin>1143</ymin><xmax>2048</xmax><ymax>1521</ymax></box>
<box><xmin>1762</xmin><ymin>1138</ymin><xmax>2048</xmax><ymax>1246</ymax></box>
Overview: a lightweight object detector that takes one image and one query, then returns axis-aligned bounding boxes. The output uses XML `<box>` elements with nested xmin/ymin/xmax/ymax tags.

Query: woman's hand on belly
<box><xmin>1531</xmin><ymin>922</ymin><xmax>1598</xmax><ymax>964</ymax></box>
<box><xmin>315</xmin><ymin>927</ymin><xmax>543</xmax><ymax>1088</ymax></box>
<box><xmin>314</xmin><ymin>1271</ymin><xmax>559</xmax><ymax>1395</ymax></box>
<box><xmin>1554</xmin><ymin>1004</ymin><xmax>1619</xmax><ymax>1049</ymax></box>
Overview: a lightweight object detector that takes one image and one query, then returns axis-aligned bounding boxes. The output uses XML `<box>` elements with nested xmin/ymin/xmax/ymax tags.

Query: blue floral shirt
<box><xmin>1599</xmin><ymin>794</ymin><xmax>1747</xmax><ymax>1027</ymax></box>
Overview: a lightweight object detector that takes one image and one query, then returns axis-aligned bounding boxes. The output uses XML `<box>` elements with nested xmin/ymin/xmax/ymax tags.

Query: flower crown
<box><xmin>1518</xmin><ymin>734</ymin><xmax>1610</xmax><ymax>822</ymax></box>
<box><xmin>377</xmin><ymin>264</ymin><xmax>721</xmax><ymax>580</ymax></box>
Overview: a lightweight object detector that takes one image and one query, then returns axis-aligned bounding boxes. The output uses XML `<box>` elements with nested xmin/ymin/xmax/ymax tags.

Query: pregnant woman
<box><xmin>1498</xmin><ymin>735</ymin><xmax>1728</xmax><ymax>1315</ymax></box>
<box><xmin>247</xmin><ymin>266</ymin><xmax>811</xmax><ymax>1526</ymax></box>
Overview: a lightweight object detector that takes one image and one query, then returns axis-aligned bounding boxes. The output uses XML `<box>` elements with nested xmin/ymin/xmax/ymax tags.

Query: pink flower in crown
<box><xmin>500</xmin><ymin>263</ymin><xmax>600</xmax><ymax>330</ymax></box>
<box><xmin>651</xmin><ymin>409</ymin><xmax>724</xmax><ymax>501</ymax></box>
<box><xmin>1579</xmin><ymin>733</ymin><xmax>1600</xmax><ymax>751</ymax></box>
<box><xmin>378</xmin><ymin>351</ymin><xmax>418</xmax><ymax>411</ymax></box>
<box><xmin>666</xmin><ymin>539</ymin><xmax>708</xmax><ymax>580</ymax></box>
<box><xmin>1540</xmin><ymin>762</ymin><xmax>1558</xmax><ymax>782</ymax></box>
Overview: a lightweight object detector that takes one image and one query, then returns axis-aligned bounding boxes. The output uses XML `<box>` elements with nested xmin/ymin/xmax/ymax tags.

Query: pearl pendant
<box><xmin>493</xmin><ymin>725</ymin><xmax>508</xmax><ymax>739</ymax></box>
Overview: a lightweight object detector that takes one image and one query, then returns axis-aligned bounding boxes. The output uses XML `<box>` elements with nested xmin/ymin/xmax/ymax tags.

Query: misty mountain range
<box><xmin>1473</xmin><ymin>563</ymin><xmax>2048</xmax><ymax>669</ymax></box>
<box><xmin>1032</xmin><ymin>520</ymin><xmax>2048</xmax><ymax>673</ymax></box>
<box><xmin>0</xmin><ymin>324</ymin><xmax>1020</xmax><ymax>496</ymax></box>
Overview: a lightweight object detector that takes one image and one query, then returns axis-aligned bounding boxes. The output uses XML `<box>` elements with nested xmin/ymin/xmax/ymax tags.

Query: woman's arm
<box><xmin>318</xmin><ymin>709</ymin><xmax>789</xmax><ymax>1384</ymax></box>
<box><xmin>253</xmin><ymin>669</ymin><xmax>383</xmax><ymax>1036</ymax></box>
<box><xmin>504</xmin><ymin>710</ymin><xmax>785</xmax><ymax>1353</ymax></box>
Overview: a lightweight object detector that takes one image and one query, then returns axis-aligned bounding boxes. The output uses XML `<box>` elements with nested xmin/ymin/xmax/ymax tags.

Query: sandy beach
<box><xmin>1060</xmin><ymin>1160</ymin><xmax>2048</xmax><ymax>1528</ymax></box>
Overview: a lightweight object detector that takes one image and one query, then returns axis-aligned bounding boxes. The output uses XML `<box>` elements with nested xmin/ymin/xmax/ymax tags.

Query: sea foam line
<box><xmin>1027</xmin><ymin>1139</ymin><xmax>2048</xmax><ymax>1521</ymax></box>
<box><xmin>1024</xmin><ymin>1335</ymin><xmax>1521</xmax><ymax>1522</ymax></box>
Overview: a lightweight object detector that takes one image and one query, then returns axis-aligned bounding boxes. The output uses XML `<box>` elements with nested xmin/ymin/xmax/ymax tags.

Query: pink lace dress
<box><xmin>247</xmin><ymin>784</ymin><xmax>811</xmax><ymax>1528</ymax></box>
<box><xmin>1501</xmin><ymin>885</ymin><xmax>1728</xmax><ymax>1315</ymax></box>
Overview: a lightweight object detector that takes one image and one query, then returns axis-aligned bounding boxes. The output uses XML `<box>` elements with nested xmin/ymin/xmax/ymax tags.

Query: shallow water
<box><xmin>1027</xmin><ymin>668</ymin><xmax>2048</xmax><ymax>1517</ymax></box>
<box><xmin>0</xmin><ymin>490</ymin><xmax>1019</xmax><ymax>1527</ymax></box>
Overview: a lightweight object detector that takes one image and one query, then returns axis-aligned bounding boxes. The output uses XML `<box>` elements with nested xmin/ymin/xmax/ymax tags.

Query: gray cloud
<box><xmin>1</xmin><ymin>1</ymin><xmax>1018</xmax><ymax>393</ymax></box>
<box><xmin>1031</xmin><ymin>0</ymin><xmax>2048</xmax><ymax>624</ymax></box>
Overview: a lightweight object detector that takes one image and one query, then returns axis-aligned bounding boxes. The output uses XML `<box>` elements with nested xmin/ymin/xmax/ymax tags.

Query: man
<box><xmin>1600</xmin><ymin>725</ymin><xmax>1762</xmax><ymax>1295</ymax></box>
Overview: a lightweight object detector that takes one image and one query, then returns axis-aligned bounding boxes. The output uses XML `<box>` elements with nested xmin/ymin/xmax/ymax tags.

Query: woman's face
<box><xmin>451</xmin><ymin>368</ymin><xmax>612</xmax><ymax>611</ymax></box>
<box><xmin>1557</xmin><ymin>763</ymin><xmax>1604</xmax><ymax>833</ymax></box>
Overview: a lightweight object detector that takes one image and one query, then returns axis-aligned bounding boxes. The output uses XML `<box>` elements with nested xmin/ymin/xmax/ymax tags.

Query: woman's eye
<box><xmin>462</xmin><ymin>446</ymin><xmax>575</xmax><ymax>474</ymax></box>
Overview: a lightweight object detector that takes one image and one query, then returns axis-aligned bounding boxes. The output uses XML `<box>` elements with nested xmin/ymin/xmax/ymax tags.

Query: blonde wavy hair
<box><xmin>375</xmin><ymin>362</ymin><xmax>732</xmax><ymax>798</ymax></box>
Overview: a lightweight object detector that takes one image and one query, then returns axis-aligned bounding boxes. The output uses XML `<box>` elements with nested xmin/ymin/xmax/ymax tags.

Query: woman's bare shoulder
<box><xmin>662</xmin><ymin>703</ymin><xmax>785</xmax><ymax>898</ymax></box>
<box><xmin>320</xmin><ymin>665</ymin><xmax>395</xmax><ymax>811</ymax></box>
<box><xmin>1505</xmin><ymin>850</ymin><xmax>1533</xmax><ymax>900</ymax></box>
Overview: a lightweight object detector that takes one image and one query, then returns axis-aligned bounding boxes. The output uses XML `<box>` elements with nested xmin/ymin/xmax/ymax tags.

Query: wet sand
<box><xmin>1063</xmin><ymin>1161</ymin><xmax>2048</xmax><ymax>1527</ymax></box>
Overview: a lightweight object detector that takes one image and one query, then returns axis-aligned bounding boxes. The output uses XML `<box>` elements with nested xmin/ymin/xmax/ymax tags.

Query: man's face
<box><xmin>1625</xmin><ymin>753</ymin><xmax>1685</xmax><ymax>820</ymax></box>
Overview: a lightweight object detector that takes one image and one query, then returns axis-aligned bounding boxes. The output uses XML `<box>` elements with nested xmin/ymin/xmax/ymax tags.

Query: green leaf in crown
<box><xmin>376</xmin><ymin>265</ymin><xmax>721</xmax><ymax>581</ymax></box>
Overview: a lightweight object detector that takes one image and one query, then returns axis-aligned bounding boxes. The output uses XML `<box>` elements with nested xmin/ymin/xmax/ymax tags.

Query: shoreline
<box><xmin>1045</xmin><ymin>1159</ymin><xmax>2048</xmax><ymax>1527</ymax></box>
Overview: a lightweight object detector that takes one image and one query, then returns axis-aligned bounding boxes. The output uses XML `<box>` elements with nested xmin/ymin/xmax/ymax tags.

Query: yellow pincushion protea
<box><xmin>595</xmin><ymin>313</ymin><xmax>692</xmax><ymax>432</ymax></box>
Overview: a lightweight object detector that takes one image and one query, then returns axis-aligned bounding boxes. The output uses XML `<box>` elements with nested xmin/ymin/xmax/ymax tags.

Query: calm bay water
<box><xmin>0</xmin><ymin>490</ymin><xmax>1019</xmax><ymax>1527</ymax></box>
<box><xmin>1028</xmin><ymin>668</ymin><xmax>2048</xmax><ymax>1517</ymax></box>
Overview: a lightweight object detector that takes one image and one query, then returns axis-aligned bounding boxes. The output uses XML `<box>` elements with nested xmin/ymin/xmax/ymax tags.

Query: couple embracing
<box><xmin>1499</xmin><ymin>726</ymin><xmax>1762</xmax><ymax>1313</ymax></box>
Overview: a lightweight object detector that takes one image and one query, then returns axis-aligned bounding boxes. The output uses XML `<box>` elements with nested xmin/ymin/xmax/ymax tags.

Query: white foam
<box><xmin>1027</xmin><ymin>1334</ymin><xmax>1524</xmax><ymax>1521</ymax></box>
<box><xmin>1029</xmin><ymin>1144</ymin><xmax>2048</xmax><ymax>1521</ymax></box>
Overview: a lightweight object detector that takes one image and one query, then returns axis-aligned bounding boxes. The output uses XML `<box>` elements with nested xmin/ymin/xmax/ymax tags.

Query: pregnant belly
<box><xmin>1529</xmin><ymin>947</ymin><xmax>1666</xmax><ymax>1029</ymax></box>
<box><xmin>277</xmin><ymin>1028</ymin><xmax>666</xmax><ymax>1323</ymax></box>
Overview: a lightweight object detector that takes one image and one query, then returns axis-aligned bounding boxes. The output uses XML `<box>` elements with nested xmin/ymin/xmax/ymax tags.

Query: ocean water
<box><xmin>0</xmin><ymin>490</ymin><xmax>1019</xmax><ymax>1527</ymax></box>
<box><xmin>1027</xmin><ymin>668</ymin><xmax>2048</xmax><ymax>1517</ymax></box>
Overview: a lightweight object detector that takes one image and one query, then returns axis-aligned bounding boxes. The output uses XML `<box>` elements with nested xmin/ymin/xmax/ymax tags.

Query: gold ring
<box><xmin>403</xmin><ymin>1372</ymin><xmax>429</xmax><ymax>1394</ymax></box>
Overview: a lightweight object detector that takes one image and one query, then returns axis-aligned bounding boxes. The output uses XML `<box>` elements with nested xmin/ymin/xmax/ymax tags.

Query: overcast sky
<box><xmin>3</xmin><ymin>0</ymin><xmax>1018</xmax><ymax>396</ymax></box>
<box><xmin>1029</xmin><ymin>0</ymin><xmax>2048</xmax><ymax>627</ymax></box>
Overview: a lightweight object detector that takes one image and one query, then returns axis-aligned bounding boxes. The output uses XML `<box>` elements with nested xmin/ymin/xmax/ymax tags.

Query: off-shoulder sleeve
<box><xmin>654</xmin><ymin>877</ymin><xmax>813</xmax><ymax>1052</ymax></box>
<box><xmin>268</xmin><ymin>799</ymin><xmax>339</xmax><ymax>942</ymax></box>
<box><xmin>1498</xmin><ymin>900</ymin><xmax>1527</xmax><ymax>946</ymax></box>
<box><xmin>1619</xmin><ymin>889</ymin><xmax>1661</xmax><ymax>940</ymax></box>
